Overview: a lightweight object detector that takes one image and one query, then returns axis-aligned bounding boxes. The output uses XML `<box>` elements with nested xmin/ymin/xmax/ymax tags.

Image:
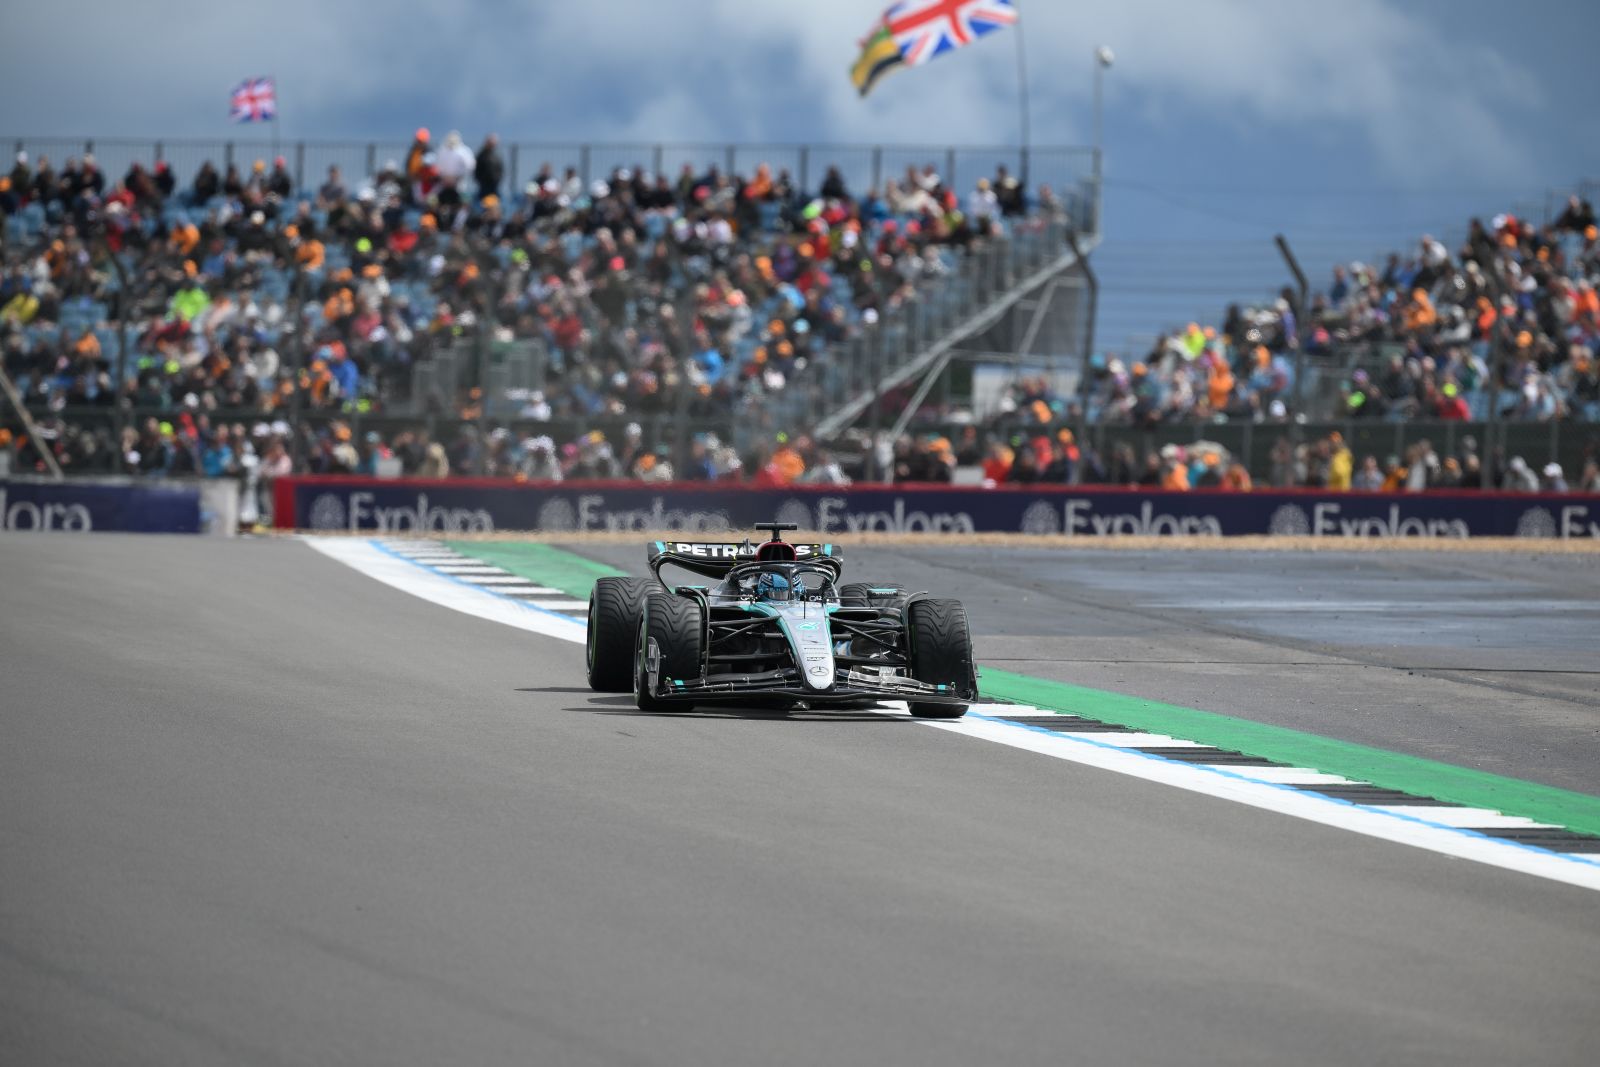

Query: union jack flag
<box><xmin>885</xmin><ymin>0</ymin><xmax>1017</xmax><ymax>67</ymax></box>
<box><xmin>229</xmin><ymin>77</ymin><xmax>277</xmax><ymax>124</ymax></box>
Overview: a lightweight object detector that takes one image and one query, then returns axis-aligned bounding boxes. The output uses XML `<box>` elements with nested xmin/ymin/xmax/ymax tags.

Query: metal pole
<box><xmin>1065</xmin><ymin>229</ymin><xmax>1098</xmax><ymax>408</ymax></box>
<box><xmin>1014</xmin><ymin>3</ymin><xmax>1031</xmax><ymax>187</ymax></box>
<box><xmin>1093</xmin><ymin>57</ymin><xmax>1103</xmax><ymax>232</ymax></box>
<box><xmin>287</xmin><ymin>268</ymin><xmax>307</xmax><ymax>472</ymax></box>
<box><xmin>101</xmin><ymin>229</ymin><xmax>133</xmax><ymax>459</ymax></box>
<box><xmin>1275</xmin><ymin>233</ymin><xmax>1309</xmax><ymax>415</ymax></box>
<box><xmin>0</xmin><ymin>367</ymin><xmax>63</xmax><ymax>479</ymax></box>
<box><xmin>870</xmin><ymin>330</ymin><xmax>886</xmax><ymax>481</ymax></box>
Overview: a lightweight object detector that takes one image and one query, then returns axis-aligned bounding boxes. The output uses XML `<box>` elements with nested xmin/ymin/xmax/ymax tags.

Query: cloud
<box><xmin>0</xmin><ymin>0</ymin><xmax>1550</xmax><ymax>186</ymax></box>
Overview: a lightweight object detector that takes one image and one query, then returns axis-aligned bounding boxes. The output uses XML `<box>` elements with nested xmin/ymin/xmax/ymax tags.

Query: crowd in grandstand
<box><xmin>1071</xmin><ymin>195</ymin><xmax>1599</xmax><ymax>429</ymax></box>
<box><xmin>2</xmin><ymin>132</ymin><xmax>1597</xmax><ymax>494</ymax></box>
<box><xmin>0</xmin><ymin>134</ymin><xmax>1053</xmax><ymax>469</ymax></box>
<box><xmin>863</xmin><ymin>423</ymin><xmax>1599</xmax><ymax>493</ymax></box>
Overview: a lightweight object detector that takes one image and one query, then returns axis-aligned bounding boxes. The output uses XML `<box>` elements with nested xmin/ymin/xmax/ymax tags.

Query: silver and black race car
<box><xmin>585</xmin><ymin>523</ymin><xmax>976</xmax><ymax>717</ymax></box>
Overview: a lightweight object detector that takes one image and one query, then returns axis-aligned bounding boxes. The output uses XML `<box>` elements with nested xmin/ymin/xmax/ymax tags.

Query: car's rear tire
<box><xmin>587</xmin><ymin>577</ymin><xmax>652</xmax><ymax>692</ymax></box>
<box><xmin>635</xmin><ymin>592</ymin><xmax>704</xmax><ymax>712</ymax></box>
<box><xmin>905</xmin><ymin>598</ymin><xmax>974</xmax><ymax>719</ymax></box>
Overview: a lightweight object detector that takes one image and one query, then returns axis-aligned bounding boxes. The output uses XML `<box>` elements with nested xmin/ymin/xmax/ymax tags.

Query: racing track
<box><xmin>3</xmin><ymin>534</ymin><xmax>1598</xmax><ymax>1065</ymax></box>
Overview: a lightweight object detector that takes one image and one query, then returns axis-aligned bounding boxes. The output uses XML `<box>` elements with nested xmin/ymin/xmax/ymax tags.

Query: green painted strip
<box><xmin>452</xmin><ymin>541</ymin><xmax>1600</xmax><ymax>838</ymax></box>
<box><xmin>443</xmin><ymin>541</ymin><xmax>622</xmax><ymax>601</ymax></box>
<box><xmin>979</xmin><ymin>667</ymin><xmax>1600</xmax><ymax>838</ymax></box>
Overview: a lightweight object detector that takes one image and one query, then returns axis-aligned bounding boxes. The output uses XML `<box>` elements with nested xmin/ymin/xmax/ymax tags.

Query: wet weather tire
<box><xmin>905</xmin><ymin>598</ymin><xmax>974</xmax><ymax>719</ymax></box>
<box><xmin>587</xmin><ymin>577</ymin><xmax>652</xmax><ymax>692</ymax></box>
<box><xmin>635</xmin><ymin>592</ymin><xmax>704</xmax><ymax>712</ymax></box>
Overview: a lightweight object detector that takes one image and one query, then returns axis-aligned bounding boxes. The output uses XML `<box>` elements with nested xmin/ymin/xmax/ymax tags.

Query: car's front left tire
<box><xmin>905</xmin><ymin>597</ymin><xmax>975</xmax><ymax>719</ymax></box>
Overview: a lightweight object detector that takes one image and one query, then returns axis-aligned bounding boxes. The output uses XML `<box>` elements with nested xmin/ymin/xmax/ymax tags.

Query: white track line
<box><xmin>1056</xmin><ymin>732</ymin><xmax>1206</xmax><ymax>748</ymax></box>
<box><xmin>933</xmin><ymin>714</ymin><xmax>1600</xmax><ymax>892</ymax></box>
<box><xmin>304</xmin><ymin>536</ymin><xmax>1600</xmax><ymax>893</ymax></box>
<box><xmin>1204</xmin><ymin>767</ymin><xmax>1359</xmax><ymax>786</ymax></box>
<box><xmin>1372</xmin><ymin>807</ymin><xmax>1556</xmax><ymax>830</ymax></box>
<box><xmin>305</xmin><ymin>538</ymin><xmax>586</xmax><ymax>642</ymax></box>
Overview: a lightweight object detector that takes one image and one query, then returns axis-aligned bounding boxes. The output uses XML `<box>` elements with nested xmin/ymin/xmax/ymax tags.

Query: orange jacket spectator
<box><xmin>1403</xmin><ymin>288</ymin><xmax>1437</xmax><ymax>332</ymax></box>
<box><xmin>1207</xmin><ymin>364</ymin><xmax>1235</xmax><ymax>410</ymax></box>
<box><xmin>1573</xmin><ymin>280</ymin><xmax>1599</xmax><ymax>323</ymax></box>
<box><xmin>73</xmin><ymin>329</ymin><xmax>102</xmax><ymax>360</ymax></box>
<box><xmin>295</xmin><ymin>235</ymin><xmax>325</xmax><ymax>270</ymax></box>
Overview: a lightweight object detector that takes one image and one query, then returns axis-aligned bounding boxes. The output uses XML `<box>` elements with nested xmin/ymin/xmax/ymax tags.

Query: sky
<box><xmin>3</xmin><ymin>0</ymin><xmax>1598</xmax><ymax>356</ymax></box>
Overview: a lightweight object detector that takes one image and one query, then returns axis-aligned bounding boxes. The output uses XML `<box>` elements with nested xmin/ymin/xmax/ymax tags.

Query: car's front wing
<box><xmin>644</xmin><ymin>665</ymin><xmax>971</xmax><ymax>706</ymax></box>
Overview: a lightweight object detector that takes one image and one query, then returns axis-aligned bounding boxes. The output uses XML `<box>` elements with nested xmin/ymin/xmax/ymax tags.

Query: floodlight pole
<box><xmin>1093</xmin><ymin>46</ymin><xmax>1112</xmax><ymax>236</ymax></box>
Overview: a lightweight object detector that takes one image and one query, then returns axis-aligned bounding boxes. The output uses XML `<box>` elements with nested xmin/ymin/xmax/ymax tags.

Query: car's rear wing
<box><xmin>647</xmin><ymin>539</ymin><xmax>842</xmax><ymax>581</ymax></box>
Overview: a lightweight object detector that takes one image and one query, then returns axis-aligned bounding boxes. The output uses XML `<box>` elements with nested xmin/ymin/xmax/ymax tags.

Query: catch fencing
<box><xmin>7</xmin><ymin>136</ymin><xmax>1098</xmax><ymax>225</ymax></box>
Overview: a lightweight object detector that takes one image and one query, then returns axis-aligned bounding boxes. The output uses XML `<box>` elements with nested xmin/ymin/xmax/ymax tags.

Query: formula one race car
<box><xmin>585</xmin><ymin>523</ymin><xmax>977</xmax><ymax>717</ymax></box>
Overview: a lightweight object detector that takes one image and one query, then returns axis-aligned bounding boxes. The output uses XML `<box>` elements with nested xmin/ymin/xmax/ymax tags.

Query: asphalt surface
<box><xmin>580</xmin><ymin>543</ymin><xmax>1600</xmax><ymax>794</ymax></box>
<box><xmin>3</xmin><ymin>534</ymin><xmax>1598</xmax><ymax>1066</ymax></box>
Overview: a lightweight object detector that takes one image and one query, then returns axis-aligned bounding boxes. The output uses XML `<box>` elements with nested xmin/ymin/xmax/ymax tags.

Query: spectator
<box><xmin>1350</xmin><ymin>454</ymin><xmax>1383</xmax><ymax>490</ymax></box>
<box><xmin>475</xmin><ymin>134</ymin><xmax>503</xmax><ymax>202</ymax></box>
<box><xmin>1555</xmin><ymin>195</ymin><xmax>1596</xmax><ymax>233</ymax></box>
<box><xmin>435</xmin><ymin>130</ymin><xmax>475</xmax><ymax>191</ymax></box>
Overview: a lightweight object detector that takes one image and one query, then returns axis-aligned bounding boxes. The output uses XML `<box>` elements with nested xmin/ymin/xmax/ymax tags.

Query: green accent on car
<box><xmin>978</xmin><ymin>667</ymin><xmax>1600</xmax><ymax>838</ymax></box>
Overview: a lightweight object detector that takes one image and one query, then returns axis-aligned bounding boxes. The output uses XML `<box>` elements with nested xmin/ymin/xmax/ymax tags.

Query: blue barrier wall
<box><xmin>0</xmin><ymin>479</ymin><xmax>202</xmax><ymax>533</ymax></box>
<box><xmin>276</xmin><ymin>478</ymin><xmax>1600</xmax><ymax>540</ymax></box>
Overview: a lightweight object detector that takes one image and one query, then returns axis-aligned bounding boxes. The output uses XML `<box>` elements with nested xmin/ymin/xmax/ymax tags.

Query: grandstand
<box><xmin>0</xmin><ymin>135</ymin><xmax>1095</xmax><ymax>486</ymax></box>
<box><xmin>1</xmin><ymin>134</ymin><xmax>1597</xmax><ymax>496</ymax></box>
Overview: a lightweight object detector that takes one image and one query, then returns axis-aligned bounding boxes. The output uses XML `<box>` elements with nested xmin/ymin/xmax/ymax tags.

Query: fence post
<box><xmin>154</xmin><ymin>141</ymin><xmax>163</xmax><ymax>165</ymax></box>
<box><xmin>799</xmin><ymin>145</ymin><xmax>810</xmax><ymax>195</ymax></box>
<box><xmin>225</xmin><ymin>141</ymin><xmax>234</xmax><ymax>171</ymax></box>
<box><xmin>871</xmin><ymin>146</ymin><xmax>882</xmax><ymax>193</ymax></box>
<box><xmin>946</xmin><ymin>147</ymin><xmax>956</xmax><ymax>189</ymax></box>
<box><xmin>365</xmin><ymin>143</ymin><xmax>375</xmax><ymax>178</ymax></box>
<box><xmin>295</xmin><ymin>142</ymin><xmax>305</xmax><ymax>192</ymax></box>
<box><xmin>579</xmin><ymin>144</ymin><xmax>590</xmax><ymax>184</ymax></box>
<box><xmin>509</xmin><ymin>143</ymin><xmax>520</xmax><ymax>195</ymax></box>
<box><xmin>652</xmin><ymin>144</ymin><xmax>663</xmax><ymax>179</ymax></box>
<box><xmin>725</xmin><ymin>144</ymin><xmax>736</xmax><ymax>177</ymax></box>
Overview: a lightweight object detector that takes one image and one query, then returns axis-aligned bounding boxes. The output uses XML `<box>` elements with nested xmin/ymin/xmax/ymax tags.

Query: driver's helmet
<box><xmin>755</xmin><ymin>572</ymin><xmax>792</xmax><ymax>602</ymax></box>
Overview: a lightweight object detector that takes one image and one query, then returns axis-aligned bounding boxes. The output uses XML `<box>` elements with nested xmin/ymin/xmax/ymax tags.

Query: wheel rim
<box><xmin>586</xmin><ymin>595</ymin><xmax>598</xmax><ymax>670</ymax></box>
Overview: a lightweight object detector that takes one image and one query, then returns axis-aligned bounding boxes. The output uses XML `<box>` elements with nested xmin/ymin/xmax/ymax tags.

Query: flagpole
<box><xmin>1014</xmin><ymin>2</ymin><xmax>1031</xmax><ymax>188</ymax></box>
<box><xmin>270</xmin><ymin>73</ymin><xmax>280</xmax><ymax>166</ymax></box>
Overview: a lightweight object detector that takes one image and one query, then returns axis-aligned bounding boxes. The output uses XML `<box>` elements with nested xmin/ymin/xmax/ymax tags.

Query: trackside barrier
<box><xmin>0</xmin><ymin>477</ymin><xmax>233</xmax><ymax>534</ymax></box>
<box><xmin>273</xmin><ymin>478</ymin><xmax>1600</xmax><ymax>540</ymax></box>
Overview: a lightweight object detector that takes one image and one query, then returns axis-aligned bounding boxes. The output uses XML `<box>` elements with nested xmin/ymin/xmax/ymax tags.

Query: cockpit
<box><xmin>720</xmin><ymin>562</ymin><xmax>838</xmax><ymax>605</ymax></box>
